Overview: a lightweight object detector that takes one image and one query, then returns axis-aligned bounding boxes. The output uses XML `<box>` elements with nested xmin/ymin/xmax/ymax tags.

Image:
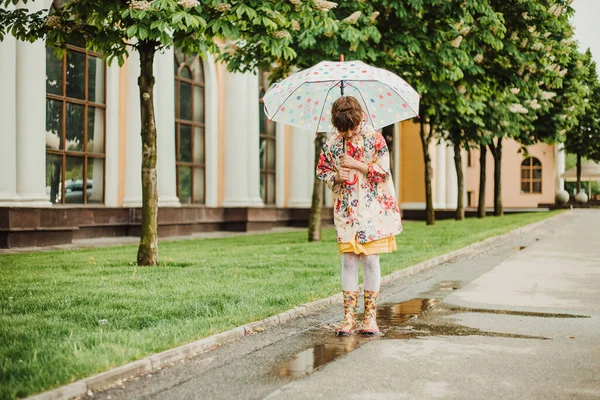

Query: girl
<box><xmin>316</xmin><ymin>96</ymin><xmax>402</xmax><ymax>336</ymax></box>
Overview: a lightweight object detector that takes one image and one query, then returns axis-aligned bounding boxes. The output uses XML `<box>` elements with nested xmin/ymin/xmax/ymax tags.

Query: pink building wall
<box><xmin>466</xmin><ymin>140</ymin><xmax>556</xmax><ymax>208</ymax></box>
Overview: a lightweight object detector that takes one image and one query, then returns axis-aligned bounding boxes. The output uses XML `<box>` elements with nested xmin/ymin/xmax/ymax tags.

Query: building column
<box><xmin>288</xmin><ymin>127</ymin><xmax>313</xmax><ymax>208</ymax></box>
<box><xmin>154</xmin><ymin>47</ymin><xmax>180</xmax><ymax>207</ymax></box>
<box><xmin>555</xmin><ymin>144</ymin><xmax>566</xmax><ymax>192</ymax></box>
<box><xmin>462</xmin><ymin>148</ymin><xmax>468</xmax><ymax>207</ymax></box>
<box><xmin>103</xmin><ymin>60</ymin><xmax>120</xmax><ymax>206</ymax></box>
<box><xmin>222</xmin><ymin>70</ymin><xmax>251</xmax><ymax>206</ymax></box>
<box><xmin>15</xmin><ymin>1</ymin><xmax>50</xmax><ymax>206</ymax></box>
<box><xmin>435</xmin><ymin>140</ymin><xmax>447</xmax><ymax>209</ymax></box>
<box><xmin>246</xmin><ymin>72</ymin><xmax>264</xmax><ymax>206</ymax></box>
<box><xmin>275</xmin><ymin>123</ymin><xmax>286</xmax><ymax>208</ymax></box>
<box><xmin>204</xmin><ymin>54</ymin><xmax>219</xmax><ymax>208</ymax></box>
<box><xmin>0</xmin><ymin>27</ymin><xmax>19</xmax><ymax>205</ymax></box>
<box><xmin>445</xmin><ymin>144</ymin><xmax>458</xmax><ymax>209</ymax></box>
<box><xmin>122</xmin><ymin>49</ymin><xmax>143</xmax><ymax>207</ymax></box>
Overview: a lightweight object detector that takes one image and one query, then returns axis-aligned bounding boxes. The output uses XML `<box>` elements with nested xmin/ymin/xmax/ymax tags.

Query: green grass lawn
<box><xmin>0</xmin><ymin>211</ymin><xmax>561</xmax><ymax>399</ymax></box>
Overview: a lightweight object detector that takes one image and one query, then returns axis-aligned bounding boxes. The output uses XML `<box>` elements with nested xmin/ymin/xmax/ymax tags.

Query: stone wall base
<box><xmin>0</xmin><ymin>206</ymin><xmax>333</xmax><ymax>248</ymax></box>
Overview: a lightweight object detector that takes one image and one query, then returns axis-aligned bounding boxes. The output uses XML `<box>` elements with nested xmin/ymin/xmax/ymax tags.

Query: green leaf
<box><xmin>126</xmin><ymin>25</ymin><xmax>138</xmax><ymax>38</ymax></box>
<box><xmin>138</xmin><ymin>25</ymin><xmax>148</xmax><ymax>40</ymax></box>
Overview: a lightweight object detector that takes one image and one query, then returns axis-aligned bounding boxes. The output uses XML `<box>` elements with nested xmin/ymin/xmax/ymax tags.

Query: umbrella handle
<box><xmin>341</xmin><ymin>137</ymin><xmax>358</xmax><ymax>185</ymax></box>
<box><xmin>345</xmin><ymin>174</ymin><xmax>358</xmax><ymax>186</ymax></box>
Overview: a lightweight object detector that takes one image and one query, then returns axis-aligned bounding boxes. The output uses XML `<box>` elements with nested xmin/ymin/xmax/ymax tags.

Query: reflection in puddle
<box><xmin>378</xmin><ymin>298</ymin><xmax>439</xmax><ymax>325</ymax></box>
<box><xmin>277</xmin><ymin>336</ymin><xmax>364</xmax><ymax>378</ymax></box>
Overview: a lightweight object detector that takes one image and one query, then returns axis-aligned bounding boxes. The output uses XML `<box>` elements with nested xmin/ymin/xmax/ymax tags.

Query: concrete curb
<box><xmin>26</xmin><ymin>212</ymin><xmax>566</xmax><ymax>400</ymax></box>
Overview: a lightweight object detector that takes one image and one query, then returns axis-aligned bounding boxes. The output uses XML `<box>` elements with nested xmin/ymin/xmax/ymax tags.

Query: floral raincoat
<box><xmin>316</xmin><ymin>126</ymin><xmax>403</xmax><ymax>244</ymax></box>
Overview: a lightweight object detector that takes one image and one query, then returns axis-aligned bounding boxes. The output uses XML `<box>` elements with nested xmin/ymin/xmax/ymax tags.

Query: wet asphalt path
<box><xmin>92</xmin><ymin>210</ymin><xmax>600</xmax><ymax>400</ymax></box>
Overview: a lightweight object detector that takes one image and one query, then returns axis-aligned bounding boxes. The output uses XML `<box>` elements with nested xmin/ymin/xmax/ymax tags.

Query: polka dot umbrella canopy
<box><xmin>263</xmin><ymin>60</ymin><xmax>420</xmax><ymax>132</ymax></box>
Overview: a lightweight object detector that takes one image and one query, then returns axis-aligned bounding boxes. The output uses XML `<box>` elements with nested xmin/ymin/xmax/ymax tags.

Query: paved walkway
<box><xmin>90</xmin><ymin>209</ymin><xmax>600</xmax><ymax>400</ymax></box>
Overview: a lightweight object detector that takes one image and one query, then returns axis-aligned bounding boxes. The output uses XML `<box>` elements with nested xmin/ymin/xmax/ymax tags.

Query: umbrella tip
<box><xmin>340</xmin><ymin>54</ymin><xmax>344</xmax><ymax>62</ymax></box>
<box><xmin>417</xmin><ymin>115</ymin><xmax>421</xmax><ymax>119</ymax></box>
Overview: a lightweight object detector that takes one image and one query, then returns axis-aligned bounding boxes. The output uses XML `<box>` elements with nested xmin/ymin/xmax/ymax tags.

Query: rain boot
<box><xmin>335</xmin><ymin>291</ymin><xmax>359</xmax><ymax>336</ymax></box>
<box><xmin>361</xmin><ymin>290</ymin><xmax>380</xmax><ymax>335</ymax></box>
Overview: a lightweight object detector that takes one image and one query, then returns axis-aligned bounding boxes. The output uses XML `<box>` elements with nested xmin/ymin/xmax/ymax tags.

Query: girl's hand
<box><xmin>335</xmin><ymin>167</ymin><xmax>351</xmax><ymax>183</ymax></box>
<box><xmin>341</xmin><ymin>154</ymin><xmax>359</xmax><ymax>169</ymax></box>
<box><xmin>341</xmin><ymin>154</ymin><xmax>368</xmax><ymax>175</ymax></box>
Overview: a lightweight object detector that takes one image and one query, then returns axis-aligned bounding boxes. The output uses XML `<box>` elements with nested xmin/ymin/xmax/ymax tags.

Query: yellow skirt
<box><xmin>338</xmin><ymin>236</ymin><xmax>397</xmax><ymax>255</ymax></box>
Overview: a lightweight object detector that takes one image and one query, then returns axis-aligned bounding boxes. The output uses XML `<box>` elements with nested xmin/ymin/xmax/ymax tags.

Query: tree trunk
<box><xmin>419</xmin><ymin>121</ymin><xmax>435</xmax><ymax>225</ymax></box>
<box><xmin>137</xmin><ymin>42</ymin><xmax>159</xmax><ymax>266</ymax></box>
<box><xmin>489</xmin><ymin>137</ymin><xmax>503</xmax><ymax>217</ymax></box>
<box><xmin>308</xmin><ymin>132</ymin><xmax>327</xmax><ymax>241</ymax></box>
<box><xmin>576</xmin><ymin>152</ymin><xmax>582</xmax><ymax>193</ymax></box>
<box><xmin>453</xmin><ymin>140</ymin><xmax>465</xmax><ymax>220</ymax></box>
<box><xmin>477</xmin><ymin>145</ymin><xmax>487</xmax><ymax>218</ymax></box>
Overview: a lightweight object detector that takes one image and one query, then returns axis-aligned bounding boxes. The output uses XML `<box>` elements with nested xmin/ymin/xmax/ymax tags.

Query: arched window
<box><xmin>259</xmin><ymin>69</ymin><xmax>276</xmax><ymax>204</ymax></box>
<box><xmin>174</xmin><ymin>49</ymin><xmax>205</xmax><ymax>204</ymax></box>
<box><xmin>45</xmin><ymin>31</ymin><xmax>106</xmax><ymax>204</ymax></box>
<box><xmin>521</xmin><ymin>157</ymin><xmax>542</xmax><ymax>194</ymax></box>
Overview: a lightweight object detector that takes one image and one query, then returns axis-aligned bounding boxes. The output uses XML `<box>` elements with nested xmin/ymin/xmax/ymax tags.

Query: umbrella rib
<box><xmin>346</xmin><ymin>82</ymin><xmax>376</xmax><ymax>129</ymax></box>
<box><xmin>314</xmin><ymin>80</ymin><xmax>344</xmax><ymax>133</ymax></box>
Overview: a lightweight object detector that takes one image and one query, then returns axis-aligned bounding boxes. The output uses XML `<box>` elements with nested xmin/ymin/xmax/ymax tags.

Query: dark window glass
<box><xmin>65</xmin><ymin>103</ymin><xmax>85</xmax><ymax>152</ymax></box>
<box><xmin>66</xmin><ymin>51</ymin><xmax>86</xmax><ymax>100</ymax></box>
<box><xmin>174</xmin><ymin>49</ymin><xmax>206</xmax><ymax>204</ymax></box>
<box><xmin>179</xmin><ymin>82</ymin><xmax>192</xmax><ymax>121</ymax></box>
<box><xmin>179</xmin><ymin>124</ymin><xmax>192</xmax><ymax>162</ymax></box>
<box><xmin>46</xmin><ymin>99</ymin><xmax>63</xmax><ymax>150</ymax></box>
<box><xmin>65</xmin><ymin>156</ymin><xmax>85</xmax><ymax>204</ymax></box>
<box><xmin>46</xmin><ymin>47</ymin><xmax>63</xmax><ymax>96</ymax></box>
<box><xmin>46</xmin><ymin>153</ymin><xmax>63</xmax><ymax>204</ymax></box>
<box><xmin>178</xmin><ymin>166</ymin><xmax>192</xmax><ymax>204</ymax></box>
<box><xmin>87</xmin><ymin>55</ymin><xmax>105</xmax><ymax>103</ymax></box>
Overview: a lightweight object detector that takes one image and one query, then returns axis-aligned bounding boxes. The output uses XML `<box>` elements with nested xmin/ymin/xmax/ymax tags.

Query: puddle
<box><xmin>276</xmin><ymin>298</ymin><xmax>589</xmax><ymax>378</ymax></box>
<box><xmin>421</xmin><ymin>280</ymin><xmax>462</xmax><ymax>296</ymax></box>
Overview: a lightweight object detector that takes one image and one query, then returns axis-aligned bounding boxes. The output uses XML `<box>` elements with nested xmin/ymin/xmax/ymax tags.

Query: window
<box><xmin>521</xmin><ymin>157</ymin><xmax>542</xmax><ymax>194</ymax></box>
<box><xmin>174</xmin><ymin>49</ymin><xmax>205</xmax><ymax>204</ymax></box>
<box><xmin>45</xmin><ymin>39</ymin><xmax>106</xmax><ymax>205</ymax></box>
<box><xmin>259</xmin><ymin>69</ymin><xmax>276</xmax><ymax>204</ymax></box>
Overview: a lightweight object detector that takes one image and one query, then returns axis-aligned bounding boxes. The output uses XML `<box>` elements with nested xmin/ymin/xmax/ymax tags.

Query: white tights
<box><xmin>341</xmin><ymin>253</ymin><xmax>381</xmax><ymax>292</ymax></box>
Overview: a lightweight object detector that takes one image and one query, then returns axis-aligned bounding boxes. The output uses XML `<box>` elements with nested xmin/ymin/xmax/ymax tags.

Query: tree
<box><xmin>377</xmin><ymin>0</ymin><xmax>503</xmax><ymax>224</ymax></box>
<box><xmin>438</xmin><ymin>6</ymin><xmax>505</xmax><ymax>220</ymax></box>
<box><xmin>481</xmin><ymin>0</ymin><xmax>577</xmax><ymax>216</ymax></box>
<box><xmin>0</xmin><ymin>0</ymin><xmax>346</xmax><ymax>263</ymax></box>
<box><xmin>563</xmin><ymin>49</ymin><xmax>600</xmax><ymax>193</ymax></box>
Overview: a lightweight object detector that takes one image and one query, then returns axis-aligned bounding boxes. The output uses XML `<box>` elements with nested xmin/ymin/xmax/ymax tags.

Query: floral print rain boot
<box><xmin>335</xmin><ymin>291</ymin><xmax>359</xmax><ymax>336</ymax></box>
<box><xmin>361</xmin><ymin>290</ymin><xmax>380</xmax><ymax>335</ymax></box>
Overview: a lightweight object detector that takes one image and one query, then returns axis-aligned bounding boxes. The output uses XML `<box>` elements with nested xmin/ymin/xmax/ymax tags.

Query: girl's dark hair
<box><xmin>331</xmin><ymin>96</ymin><xmax>363</xmax><ymax>132</ymax></box>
